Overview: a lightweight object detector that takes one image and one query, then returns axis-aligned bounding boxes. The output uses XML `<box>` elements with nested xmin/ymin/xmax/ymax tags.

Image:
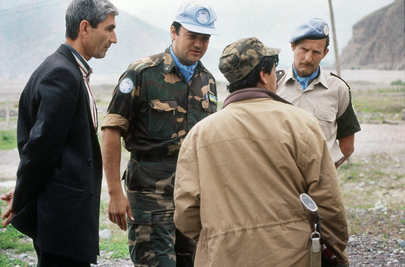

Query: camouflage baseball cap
<box><xmin>218</xmin><ymin>37</ymin><xmax>280</xmax><ymax>84</ymax></box>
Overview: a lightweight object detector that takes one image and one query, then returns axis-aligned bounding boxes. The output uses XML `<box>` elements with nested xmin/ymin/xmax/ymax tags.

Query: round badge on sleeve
<box><xmin>119</xmin><ymin>77</ymin><xmax>134</xmax><ymax>94</ymax></box>
<box><xmin>196</xmin><ymin>9</ymin><xmax>210</xmax><ymax>24</ymax></box>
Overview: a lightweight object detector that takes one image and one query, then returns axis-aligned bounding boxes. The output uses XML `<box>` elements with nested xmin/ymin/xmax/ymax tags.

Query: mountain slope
<box><xmin>339</xmin><ymin>0</ymin><xmax>404</xmax><ymax>70</ymax></box>
<box><xmin>0</xmin><ymin>0</ymin><xmax>220</xmax><ymax>79</ymax></box>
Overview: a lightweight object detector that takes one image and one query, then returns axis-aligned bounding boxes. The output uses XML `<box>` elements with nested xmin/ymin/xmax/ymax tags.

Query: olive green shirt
<box><xmin>101</xmin><ymin>47</ymin><xmax>217</xmax><ymax>156</ymax></box>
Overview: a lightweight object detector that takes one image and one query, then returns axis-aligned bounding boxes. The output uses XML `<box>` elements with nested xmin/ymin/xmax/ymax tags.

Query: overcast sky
<box><xmin>0</xmin><ymin>0</ymin><xmax>396</xmax><ymax>75</ymax></box>
<box><xmin>109</xmin><ymin>0</ymin><xmax>395</xmax><ymax>68</ymax></box>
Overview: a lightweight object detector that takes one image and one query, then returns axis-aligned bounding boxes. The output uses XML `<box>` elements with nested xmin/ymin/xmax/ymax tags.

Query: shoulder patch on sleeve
<box><xmin>119</xmin><ymin>77</ymin><xmax>134</xmax><ymax>94</ymax></box>
<box><xmin>330</xmin><ymin>72</ymin><xmax>351</xmax><ymax>90</ymax></box>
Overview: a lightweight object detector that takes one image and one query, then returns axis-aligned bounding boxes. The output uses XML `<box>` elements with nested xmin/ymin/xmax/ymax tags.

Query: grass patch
<box><xmin>98</xmin><ymin>196</ymin><xmax>129</xmax><ymax>260</ymax></box>
<box><xmin>0</xmin><ymin>188</ymin><xmax>35</xmax><ymax>265</ymax></box>
<box><xmin>352</xmin><ymin>87</ymin><xmax>405</xmax><ymax>122</ymax></box>
<box><xmin>354</xmin><ymin>95</ymin><xmax>403</xmax><ymax>113</ymax></box>
<box><xmin>99</xmin><ymin>235</ymin><xmax>128</xmax><ymax>260</ymax></box>
<box><xmin>0</xmin><ymin>225</ymin><xmax>34</xmax><ymax>251</ymax></box>
<box><xmin>337</xmin><ymin>153</ymin><xmax>404</xmax><ymax>209</ymax></box>
<box><xmin>0</xmin><ymin>189</ymin><xmax>129</xmax><ymax>264</ymax></box>
<box><xmin>0</xmin><ymin>256</ymin><xmax>27</xmax><ymax>267</ymax></box>
<box><xmin>390</xmin><ymin>79</ymin><xmax>405</xmax><ymax>86</ymax></box>
<box><xmin>346</xmin><ymin>207</ymin><xmax>405</xmax><ymax>239</ymax></box>
<box><xmin>338</xmin><ymin>154</ymin><xmax>402</xmax><ymax>183</ymax></box>
<box><xmin>0</xmin><ymin>225</ymin><xmax>35</xmax><ymax>267</ymax></box>
<box><xmin>0</xmin><ymin>130</ymin><xmax>17</xmax><ymax>150</ymax></box>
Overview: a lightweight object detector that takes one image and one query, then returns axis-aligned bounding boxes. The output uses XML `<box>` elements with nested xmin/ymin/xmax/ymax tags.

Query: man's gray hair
<box><xmin>65</xmin><ymin>0</ymin><xmax>119</xmax><ymax>40</ymax></box>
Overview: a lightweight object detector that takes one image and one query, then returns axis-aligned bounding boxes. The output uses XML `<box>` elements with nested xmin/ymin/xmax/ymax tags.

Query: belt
<box><xmin>131</xmin><ymin>153</ymin><xmax>178</xmax><ymax>162</ymax></box>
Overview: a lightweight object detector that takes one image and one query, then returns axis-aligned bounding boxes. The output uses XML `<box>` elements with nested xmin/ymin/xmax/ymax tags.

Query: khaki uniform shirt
<box><xmin>174</xmin><ymin>94</ymin><xmax>349</xmax><ymax>266</ymax></box>
<box><xmin>277</xmin><ymin>66</ymin><xmax>360</xmax><ymax>163</ymax></box>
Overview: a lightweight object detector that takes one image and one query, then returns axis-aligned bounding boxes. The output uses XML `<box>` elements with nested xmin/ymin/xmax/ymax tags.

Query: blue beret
<box><xmin>174</xmin><ymin>4</ymin><xmax>220</xmax><ymax>35</ymax></box>
<box><xmin>290</xmin><ymin>18</ymin><xmax>329</xmax><ymax>43</ymax></box>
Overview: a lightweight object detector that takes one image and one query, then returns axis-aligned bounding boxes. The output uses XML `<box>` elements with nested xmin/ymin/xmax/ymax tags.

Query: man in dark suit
<box><xmin>0</xmin><ymin>0</ymin><xmax>118</xmax><ymax>266</ymax></box>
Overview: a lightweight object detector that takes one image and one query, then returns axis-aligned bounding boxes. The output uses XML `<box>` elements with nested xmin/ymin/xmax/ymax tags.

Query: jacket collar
<box><xmin>222</xmin><ymin>88</ymin><xmax>291</xmax><ymax>109</ymax></box>
<box><xmin>63</xmin><ymin>43</ymin><xmax>92</xmax><ymax>77</ymax></box>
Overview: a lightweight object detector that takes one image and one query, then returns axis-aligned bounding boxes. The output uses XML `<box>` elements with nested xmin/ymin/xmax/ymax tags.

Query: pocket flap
<box><xmin>314</xmin><ymin>109</ymin><xmax>335</xmax><ymax>122</ymax></box>
<box><xmin>129</xmin><ymin>210</ymin><xmax>152</xmax><ymax>225</ymax></box>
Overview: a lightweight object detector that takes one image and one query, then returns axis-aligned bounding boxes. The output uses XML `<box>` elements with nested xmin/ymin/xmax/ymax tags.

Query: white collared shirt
<box><xmin>71</xmin><ymin>53</ymin><xmax>98</xmax><ymax>132</ymax></box>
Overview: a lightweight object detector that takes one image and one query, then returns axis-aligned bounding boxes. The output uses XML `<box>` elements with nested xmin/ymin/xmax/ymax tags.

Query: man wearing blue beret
<box><xmin>277</xmin><ymin>17</ymin><xmax>361</xmax><ymax>168</ymax></box>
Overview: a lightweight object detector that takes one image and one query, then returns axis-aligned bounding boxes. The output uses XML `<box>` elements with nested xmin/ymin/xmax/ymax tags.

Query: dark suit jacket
<box><xmin>11</xmin><ymin>44</ymin><xmax>103</xmax><ymax>264</ymax></box>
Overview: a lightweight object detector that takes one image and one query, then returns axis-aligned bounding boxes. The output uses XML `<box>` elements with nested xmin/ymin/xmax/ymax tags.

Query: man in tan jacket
<box><xmin>174</xmin><ymin>37</ymin><xmax>349</xmax><ymax>267</ymax></box>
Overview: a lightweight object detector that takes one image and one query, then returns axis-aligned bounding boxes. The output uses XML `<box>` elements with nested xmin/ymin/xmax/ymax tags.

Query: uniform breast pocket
<box><xmin>201</xmin><ymin>93</ymin><xmax>218</xmax><ymax>115</ymax></box>
<box><xmin>148</xmin><ymin>99</ymin><xmax>177</xmax><ymax>139</ymax></box>
<box><xmin>314</xmin><ymin>108</ymin><xmax>336</xmax><ymax>139</ymax></box>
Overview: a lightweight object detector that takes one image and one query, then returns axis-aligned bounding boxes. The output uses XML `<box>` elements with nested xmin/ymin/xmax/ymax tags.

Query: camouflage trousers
<box><xmin>125</xmin><ymin>158</ymin><xmax>195</xmax><ymax>267</ymax></box>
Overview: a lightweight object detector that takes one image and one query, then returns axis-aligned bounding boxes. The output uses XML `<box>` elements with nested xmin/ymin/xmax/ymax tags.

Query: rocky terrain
<box><xmin>340</xmin><ymin>0</ymin><xmax>405</xmax><ymax>70</ymax></box>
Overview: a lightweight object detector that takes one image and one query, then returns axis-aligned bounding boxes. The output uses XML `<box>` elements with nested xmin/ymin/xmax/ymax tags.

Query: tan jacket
<box><xmin>174</xmin><ymin>96</ymin><xmax>349</xmax><ymax>266</ymax></box>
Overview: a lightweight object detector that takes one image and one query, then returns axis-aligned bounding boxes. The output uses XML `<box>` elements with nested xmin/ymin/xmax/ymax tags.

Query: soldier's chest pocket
<box><xmin>201</xmin><ymin>93</ymin><xmax>218</xmax><ymax>115</ymax></box>
<box><xmin>148</xmin><ymin>99</ymin><xmax>177</xmax><ymax>140</ymax></box>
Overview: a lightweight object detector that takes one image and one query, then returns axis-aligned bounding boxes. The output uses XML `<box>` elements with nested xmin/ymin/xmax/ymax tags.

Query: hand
<box><xmin>108</xmin><ymin>193</ymin><xmax>134</xmax><ymax>231</ymax></box>
<box><xmin>1</xmin><ymin>190</ymin><xmax>16</xmax><ymax>227</ymax></box>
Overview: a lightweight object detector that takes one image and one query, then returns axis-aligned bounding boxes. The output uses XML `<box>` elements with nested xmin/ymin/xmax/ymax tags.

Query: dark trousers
<box><xmin>175</xmin><ymin>229</ymin><xmax>195</xmax><ymax>267</ymax></box>
<box><xmin>34</xmin><ymin>241</ymin><xmax>90</xmax><ymax>267</ymax></box>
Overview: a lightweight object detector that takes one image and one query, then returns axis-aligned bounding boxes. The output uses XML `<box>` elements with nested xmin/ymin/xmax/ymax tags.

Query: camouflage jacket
<box><xmin>101</xmin><ymin>46</ymin><xmax>218</xmax><ymax>156</ymax></box>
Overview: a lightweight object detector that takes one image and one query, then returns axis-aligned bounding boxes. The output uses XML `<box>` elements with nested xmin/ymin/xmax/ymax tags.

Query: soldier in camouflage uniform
<box><xmin>100</xmin><ymin>4</ymin><xmax>219</xmax><ymax>267</ymax></box>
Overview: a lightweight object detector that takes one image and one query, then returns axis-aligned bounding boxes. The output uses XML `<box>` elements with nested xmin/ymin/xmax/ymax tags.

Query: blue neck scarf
<box><xmin>170</xmin><ymin>46</ymin><xmax>197</xmax><ymax>83</ymax></box>
<box><xmin>293</xmin><ymin>65</ymin><xmax>319</xmax><ymax>90</ymax></box>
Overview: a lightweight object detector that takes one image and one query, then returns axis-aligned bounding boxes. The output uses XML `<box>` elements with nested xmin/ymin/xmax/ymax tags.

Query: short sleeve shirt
<box><xmin>101</xmin><ymin>47</ymin><xmax>218</xmax><ymax>156</ymax></box>
<box><xmin>277</xmin><ymin>66</ymin><xmax>360</xmax><ymax>162</ymax></box>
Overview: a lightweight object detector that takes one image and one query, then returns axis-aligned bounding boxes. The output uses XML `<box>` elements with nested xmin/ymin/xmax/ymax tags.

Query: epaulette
<box><xmin>330</xmin><ymin>72</ymin><xmax>351</xmax><ymax>90</ymax></box>
<box><xmin>276</xmin><ymin>70</ymin><xmax>285</xmax><ymax>83</ymax></box>
<box><xmin>128</xmin><ymin>52</ymin><xmax>164</xmax><ymax>73</ymax></box>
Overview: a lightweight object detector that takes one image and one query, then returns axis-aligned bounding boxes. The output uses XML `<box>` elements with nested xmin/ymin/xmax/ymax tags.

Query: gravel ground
<box><xmin>346</xmin><ymin>208</ymin><xmax>405</xmax><ymax>267</ymax></box>
<box><xmin>4</xmin><ymin>214</ymin><xmax>405</xmax><ymax>267</ymax></box>
<box><xmin>347</xmin><ymin>235</ymin><xmax>405</xmax><ymax>267</ymax></box>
